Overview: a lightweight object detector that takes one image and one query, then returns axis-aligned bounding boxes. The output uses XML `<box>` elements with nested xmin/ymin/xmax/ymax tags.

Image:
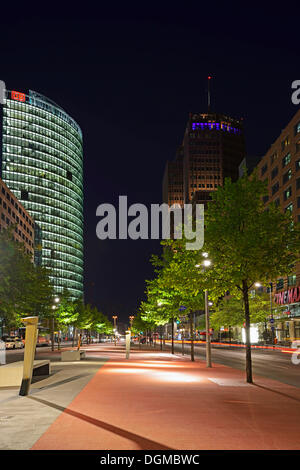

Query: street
<box><xmin>166</xmin><ymin>342</ymin><xmax>300</xmax><ymax>387</ymax></box>
<box><xmin>3</xmin><ymin>339</ymin><xmax>300</xmax><ymax>388</ymax></box>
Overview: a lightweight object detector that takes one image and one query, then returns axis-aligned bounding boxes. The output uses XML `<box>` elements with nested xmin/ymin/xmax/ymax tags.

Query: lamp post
<box><xmin>255</xmin><ymin>282</ymin><xmax>274</xmax><ymax>344</ymax></box>
<box><xmin>129</xmin><ymin>315</ymin><xmax>134</xmax><ymax>345</ymax></box>
<box><xmin>129</xmin><ymin>315</ymin><xmax>134</xmax><ymax>329</ymax></box>
<box><xmin>51</xmin><ymin>296</ymin><xmax>60</xmax><ymax>352</ymax></box>
<box><xmin>112</xmin><ymin>315</ymin><xmax>118</xmax><ymax>346</ymax></box>
<box><xmin>196</xmin><ymin>253</ymin><xmax>212</xmax><ymax>368</ymax></box>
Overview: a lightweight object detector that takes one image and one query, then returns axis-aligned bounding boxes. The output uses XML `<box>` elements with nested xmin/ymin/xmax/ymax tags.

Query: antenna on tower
<box><xmin>207</xmin><ymin>75</ymin><xmax>212</xmax><ymax>112</ymax></box>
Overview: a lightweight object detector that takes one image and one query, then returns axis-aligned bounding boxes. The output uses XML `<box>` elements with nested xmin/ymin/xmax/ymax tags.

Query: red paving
<box><xmin>32</xmin><ymin>344</ymin><xmax>300</xmax><ymax>450</ymax></box>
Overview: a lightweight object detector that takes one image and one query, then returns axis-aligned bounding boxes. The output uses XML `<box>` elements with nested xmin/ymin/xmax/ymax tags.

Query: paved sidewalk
<box><xmin>1</xmin><ymin>343</ymin><xmax>300</xmax><ymax>450</ymax></box>
<box><xmin>25</xmin><ymin>344</ymin><xmax>300</xmax><ymax>450</ymax></box>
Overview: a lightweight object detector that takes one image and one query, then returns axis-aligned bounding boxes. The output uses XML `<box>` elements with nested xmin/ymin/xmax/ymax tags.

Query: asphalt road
<box><xmin>3</xmin><ymin>341</ymin><xmax>300</xmax><ymax>388</ymax></box>
<box><xmin>167</xmin><ymin>342</ymin><xmax>300</xmax><ymax>388</ymax></box>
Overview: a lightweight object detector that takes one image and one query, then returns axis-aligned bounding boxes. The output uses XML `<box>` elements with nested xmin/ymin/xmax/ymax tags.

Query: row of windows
<box><xmin>191</xmin><ymin>183</ymin><xmax>219</xmax><ymax>189</ymax></box>
<box><xmin>271</xmin><ymin>176</ymin><xmax>300</xmax><ymax>197</ymax></box>
<box><xmin>44</xmin><ymin>258</ymin><xmax>83</xmax><ymax>276</ymax></box>
<box><xmin>0</xmin><ymin>186</ymin><xmax>33</xmax><ymax>226</ymax></box>
<box><xmin>6</xmin><ymin>103</ymin><xmax>82</xmax><ymax>149</ymax></box>
<box><xmin>276</xmin><ymin>275</ymin><xmax>297</xmax><ymax>291</ymax></box>
<box><xmin>6</xmin><ymin>95</ymin><xmax>82</xmax><ymax>140</ymax></box>
<box><xmin>3</xmin><ymin>124</ymin><xmax>83</xmax><ymax>174</ymax></box>
<box><xmin>0</xmin><ymin>199</ymin><xmax>33</xmax><ymax>235</ymax></box>
<box><xmin>47</xmin><ymin>267</ymin><xmax>83</xmax><ymax>284</ymax></box>
<box><xmin>2</xmin><ymin>176</ymin><xmax>83</xmax><ymax>231</ymax></box>
<box><xmin>190</xmin><ymin>158</ymin><xmax>220</xmax><ymax>163</ymax></box>
<box><xmin>190</xmin><ymin>150</ymin><xmax>220</xmax><ymax>155</ymax></box>
<box><xmin>4</xmin><ymin>136</ymin><xmax>83</xmax><ymax>184</ymax></box>
<box><xmin>3</xmin><ymin>171</ymin><xmax>82</xmax><ymax>216</ymax></box>
<box><xmin>191</xmin><ymin>175</ymin><xmax>221</xmax><ymax>180</ymax></box>
<box><xmin>6</xmin><ymin>101</ymin><xmax>82</xmax><ymax>152</ymax></box>
<box><xmin>266</xmin><ymin>141</ymin><xmax>300</xmax><ymax>170</ymax></box>
<box><xmin>3</xmin><ymin>165</ymin><xmax>82</xmax><ymax>209</ymax></box>
<box><xmin>0</xmin><ymin>227</ymin><xmax>33</xmax><ymax>255</ymax></box>
<box><xmin>4</xmin><ymin>114</ymin><xmax>82</xmax><ymax>157</ymax></box>
<box><xmin>3</xmin><ymin>119</ymin><xmax>82</xmax><ymax>169</ymax></box>
<box><xmin>0</xmin><ymin>214</ymin><xmax>33</xmax><ymax>246</ymax></box>
<box><xmin>271</xmin><ymin>159</ymin><xmax>300</xmax><ymax>181</ymax></box>
<box><xmin>188</xmin><ymin>137</ymin><xmax>220</xmax><ymax>144</ymax></box>
<box><xmin>2</xmin><ymin>141</ymin><xmax>83</xmax><ymax>194</ymax></box>
<box><xmin>191</xmin><ymin>167</ymin><xmax>221</xmax><ymax>172</ymax></box>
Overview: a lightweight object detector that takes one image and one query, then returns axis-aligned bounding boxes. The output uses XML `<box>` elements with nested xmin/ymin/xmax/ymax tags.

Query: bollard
<box><xmin>19</xmin><ymin>316</ymin><xmax>38</xmax><ymax>396</ymax></box>
<box><xmin>125</xmin><ymin>330</ymin><xmax>131</xmax><ymax>359</ymax></box>
<box><xmin>0</xmin><ymin>340</ymin><xmax>6</xmax><ymax>365</ymax></box>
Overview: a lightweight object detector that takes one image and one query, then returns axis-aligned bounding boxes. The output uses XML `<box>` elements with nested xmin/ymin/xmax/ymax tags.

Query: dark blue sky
<box><xmin>0</xmin><ymin>4</ymin><xmax>299</xmax><ymax>322</ymax></box>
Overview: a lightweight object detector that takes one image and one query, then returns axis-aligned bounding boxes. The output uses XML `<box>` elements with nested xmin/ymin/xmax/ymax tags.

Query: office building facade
<box><xmin>0</xmin><ymin>89</ymin><xmax>83</xmax><ymax>299</ymax></box>
<box><xmin>163</xmin><ymin>111</ymin><xmax>246</xmax><ymax>208</ymax></box>
<box><xmin>162</xmin><ymin>145</ymin><xmax>184</xmax><ymax>207</ymax></box>
<box><xmin>0</xmin><ymin>177</ymin><xmax>34</xmax><ymax>256</ymax></box>
<box><xmin>256</xmin><ymin>108</ymin><xmax>300</xmax><ymax>343</ymax></box>
<box><xmin>183</xmin><ymin>112</ymin><xmax>245</xmax><ymax>203</ymax></box>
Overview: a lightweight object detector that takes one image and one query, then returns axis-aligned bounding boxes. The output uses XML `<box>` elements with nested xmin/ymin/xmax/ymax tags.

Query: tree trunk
<box><xmin>190</xmin><ymin>312</ymin><xmax>194</xmax><ymax>361</ymax></box>
<box><xmin>242</xmin><ymin>281</ymin><xmax>253</xmax><ymax>383</ymax></box>
<box><xmin>171</xmin><ymin>317</ymin><xmax>174</xmax><ymax>354</ymax></box>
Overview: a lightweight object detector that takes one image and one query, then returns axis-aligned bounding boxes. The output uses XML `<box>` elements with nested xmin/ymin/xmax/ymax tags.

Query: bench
<box><xmin>0</xmin><ymin>360</ymin><xmax>51</xmax><ymax>387</ymax></box>
<box><xmin>61</xmin><ymin>350</ymin><xmax>86</xmax><ymax>362</ymax></box>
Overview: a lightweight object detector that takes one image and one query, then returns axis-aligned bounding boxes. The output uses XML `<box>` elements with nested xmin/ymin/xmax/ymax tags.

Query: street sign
<box><xmin>179</xmin><ymin>306</ymin><xmax>187</xmax><ymax>311</ymax></box>
<box><xmin>269</xmin><ymin>319</ymin><xmax>275</xmax><ymax>324</ymax></box>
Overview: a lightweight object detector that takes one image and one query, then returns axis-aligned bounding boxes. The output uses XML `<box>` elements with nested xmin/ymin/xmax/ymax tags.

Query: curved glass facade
<box><xmin>1</xmin><ymin>90</ymin><xmax>83</xmax><ymax>299</ymax></box>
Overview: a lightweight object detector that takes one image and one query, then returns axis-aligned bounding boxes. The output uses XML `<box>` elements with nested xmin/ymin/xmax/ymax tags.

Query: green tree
<box><xmin>0</xmin><ymin>227</ymin><xmax>54</xmax><ymax>332</ymax></box>
<box><xmin>204</xmin><ymin>171</ymin><xmax>300</xmax><ymax>382</ymax></box>
<box><xmin>141</xmin><ymin>241</ymin><xmax>206</xmax><ymax>359</ymax></box>
<box><xmin>210</xmin><ymin>292</ymin><xmax>271</xmax><ymax>330</ymax></box>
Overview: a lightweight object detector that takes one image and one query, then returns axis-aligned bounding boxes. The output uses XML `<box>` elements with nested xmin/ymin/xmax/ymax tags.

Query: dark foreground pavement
<box><xmin>1</xmin><ymin>343</ymin><xmax>300</xmax><ymax>450</ymax></box>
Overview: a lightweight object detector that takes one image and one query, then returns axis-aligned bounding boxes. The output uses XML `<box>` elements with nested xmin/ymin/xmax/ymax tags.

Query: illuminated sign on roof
<box><xmin>11</xmin><ymin>90</ymin><xmax>26</xmax><ymax>102</ymax></box>
<box><xmin>191</xmin><ymin>122</ymin><xmax>241</xmax><ymax>134</ymax></box>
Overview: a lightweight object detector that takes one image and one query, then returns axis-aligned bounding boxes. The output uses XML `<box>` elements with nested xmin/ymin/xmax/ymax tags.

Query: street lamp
<box><xmin>51</xmin><ymin>296</ymin><xmax>60</xmax><ymax>351</ymax></box>
<box><xmin>129</xmin><ymin>315</ymin><xmax>134</xmax><ymax>329</ymax></box>
<box><xmin>255</xmin><ymin>281</ymin><xmax>274</xmax><ymax>344</ymax></box>
<box><xmin>112</xmin><ymin>315</ymin><xmax>118</xmax><ymax>346</ymax></box>
<box><xmin>196</xmin><ymin>252</ymin><xmax>212</xmax><ymax>368</ymax></box>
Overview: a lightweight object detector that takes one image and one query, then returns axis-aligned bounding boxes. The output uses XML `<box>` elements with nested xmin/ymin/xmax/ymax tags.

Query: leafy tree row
<box><xmin>138</xmin><ymin>171</ymin><xmax>300</xmax><ymax>382</ymax></box>
<box><xmin>0</xmin><ymin>227</ymin><xmax>113</xmax><ymax>344</ymax></box>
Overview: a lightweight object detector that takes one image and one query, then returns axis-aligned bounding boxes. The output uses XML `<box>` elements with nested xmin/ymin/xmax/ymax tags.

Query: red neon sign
<box><xmin>11</xmin><ymin>90</ymin><xmax>25</xmax><ymax>102</ymax></box>
<box><xmin>275</xmin><ymin>286</ymin><xmax>300</xmax><ymax>305</ymax></box>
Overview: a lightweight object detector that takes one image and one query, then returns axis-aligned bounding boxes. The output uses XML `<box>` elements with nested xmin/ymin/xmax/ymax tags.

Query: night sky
<box><xmin>0</xmin><ymin>5</ymin><xmax>299</xmax><ymax>323</ymax></box>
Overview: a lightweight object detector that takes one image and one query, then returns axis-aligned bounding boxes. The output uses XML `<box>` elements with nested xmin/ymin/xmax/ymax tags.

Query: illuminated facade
<box><xmin>162</xmin><ymin>112</ymin><xmax>245</xmax><ymax>208</ymax></box>
<box><xmin>255</xmin><ymin>108</ymin><xmax>300</xmax><ymax>343</ymax></box>
<box><xmin>183</xmin><ymin>112</ymin><xmax>245</xmax><ymax>203</ymax></box>
<box><xmin>0</xmin><ymin>89</ymin><xmax>83</xmax><ymax>299</ymax></box>
<box><xmin>162</xmin><ymin>145</ymin><xmax>184</xmax><ymax>207</ymax></box>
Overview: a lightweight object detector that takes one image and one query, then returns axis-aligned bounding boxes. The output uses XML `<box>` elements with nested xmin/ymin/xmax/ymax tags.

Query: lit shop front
<box><xmin>272</xmin><ymin>286</ymin><xmax>300</xmax><ymax>343</ymax></box>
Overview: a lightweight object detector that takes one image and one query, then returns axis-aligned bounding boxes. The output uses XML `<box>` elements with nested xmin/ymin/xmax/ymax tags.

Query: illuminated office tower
<box><xmin>0</xmin><ymin>89</ymin><xmax>83</xmax><ymax>299</ymax></box>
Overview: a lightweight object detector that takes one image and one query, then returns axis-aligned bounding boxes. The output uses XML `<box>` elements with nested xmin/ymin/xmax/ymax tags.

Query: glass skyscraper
<box><xmin>0</xmin><ymin>89</ymin><xmax>83</xmax><ymax>299</ymax></box>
